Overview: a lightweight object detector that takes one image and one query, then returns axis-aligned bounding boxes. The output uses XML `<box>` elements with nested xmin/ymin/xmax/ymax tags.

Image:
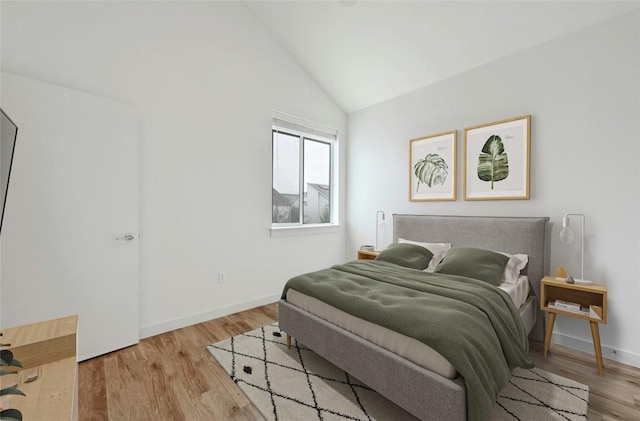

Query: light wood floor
<box><xmin>79</xmin><ymin>303</ymin><xmax>640</xmax><ymax>420</ymax></box>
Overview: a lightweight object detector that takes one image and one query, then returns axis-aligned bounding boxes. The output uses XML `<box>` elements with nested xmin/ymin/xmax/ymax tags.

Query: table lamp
<box><xmin>559</xmin><ymin>213</ymin><xmax>591</xmax><ymax>284</ymax></box>
<box><xmin>375</xmin><ymin>210</ymin><xmax>385</xmax><ymax>250</ymax></box>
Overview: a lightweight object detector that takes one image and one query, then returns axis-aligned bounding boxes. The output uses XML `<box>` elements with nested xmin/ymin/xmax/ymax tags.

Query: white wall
<box><xmin>0</xmin><ymin>2</ymin><xmax>346</xmax><ymax>337</ymax></box>
<box><xmin>346</xmin><ymin>11</ymin><xmax>640</xmax><ymax>367</ymax></box>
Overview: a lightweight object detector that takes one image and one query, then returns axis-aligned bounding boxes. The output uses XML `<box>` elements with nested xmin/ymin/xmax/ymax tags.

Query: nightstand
<box><xmin>540</xmin><ymin>276</ymin><xmax>608</xmax><ymax>375</ymax></box>
<box><xmin>357</xmin><ymin>250</ymin><xmax>379</xmax><ymax>260</ymax></box>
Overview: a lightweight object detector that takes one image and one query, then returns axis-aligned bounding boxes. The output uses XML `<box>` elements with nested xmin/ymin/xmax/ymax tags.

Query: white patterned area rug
<box><xmin>207</xmin><ymin>323</ymin><xmax>589</xmax><ymax>421</ymax></box>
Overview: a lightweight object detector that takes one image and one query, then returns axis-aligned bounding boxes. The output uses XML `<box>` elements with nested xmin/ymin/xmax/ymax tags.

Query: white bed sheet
<box><xmin>286</xmin><ymin>275</ymin><xmax>532</xmax><ymax>380</ymax></box>
<box><xmin>498</xmin><ymin>275</ymin><xmax>530</xmax><ymax>308</ymax></box>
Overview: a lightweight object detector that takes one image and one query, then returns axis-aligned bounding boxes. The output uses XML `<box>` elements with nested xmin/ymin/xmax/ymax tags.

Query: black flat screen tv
<box><xmin>0</xmin><ymin>108</ymin><xmax>18</xmax><ymax>235</ymax></box>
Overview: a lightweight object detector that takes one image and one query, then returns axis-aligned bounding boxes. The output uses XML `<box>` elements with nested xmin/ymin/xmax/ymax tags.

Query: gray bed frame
<box><xmin>279</xmin><ymin>214</ymin><xmax>550</xmax><ymax>420</ymax></box>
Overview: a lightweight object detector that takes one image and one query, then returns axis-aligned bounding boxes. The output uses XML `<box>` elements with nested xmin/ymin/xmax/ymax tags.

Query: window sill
<box><xmin>270</xmin><ymin>224</ymin><xmax>341</xmax><ymax>238</ymax></box>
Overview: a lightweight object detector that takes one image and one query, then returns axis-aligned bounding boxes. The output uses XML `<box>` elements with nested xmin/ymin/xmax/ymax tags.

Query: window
<box><xmin>272</xmin><ymin>112</ymin><xmax>337</xmax><ymax>227</ymax></box>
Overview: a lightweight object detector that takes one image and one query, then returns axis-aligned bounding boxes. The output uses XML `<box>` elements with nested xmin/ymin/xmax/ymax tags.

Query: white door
<box><xmin>0</xmin><ymin>73</ymin><xmax>139</xmax><ymax>361</ymax></box>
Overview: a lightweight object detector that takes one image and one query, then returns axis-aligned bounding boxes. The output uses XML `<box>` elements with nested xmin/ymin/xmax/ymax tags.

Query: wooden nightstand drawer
<box><xmin>541</xmin><ymin>276</ymin><xmax>607</xmax><ymax>323</ymax></box>
<box><xmin>357</xmin><ymin>250</ymin><xmax>379</xmax><ymax>260</ymax></box>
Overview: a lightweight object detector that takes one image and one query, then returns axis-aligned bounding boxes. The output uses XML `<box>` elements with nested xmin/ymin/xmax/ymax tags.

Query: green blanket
<box><xmin>282</xmin><ymin>260</ymin><xmax>533</xmax><ymax>421</ymax></box>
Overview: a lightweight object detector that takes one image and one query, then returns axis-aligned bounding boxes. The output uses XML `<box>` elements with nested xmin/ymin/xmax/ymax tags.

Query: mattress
<box><xmin>285</xmin><ymin>275</ymin><xmax>533</xmax><ymax>380</ymax></box>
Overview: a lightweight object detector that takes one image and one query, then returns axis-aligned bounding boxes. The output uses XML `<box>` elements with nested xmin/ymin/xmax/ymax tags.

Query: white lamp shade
<box><xmin>559</xmin><ymin>226</ymin><xmax>574</xmax><ymax>243</ymax></box>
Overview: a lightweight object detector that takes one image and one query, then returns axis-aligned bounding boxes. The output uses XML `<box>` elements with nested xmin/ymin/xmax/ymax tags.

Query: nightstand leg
<box><xmin>590</xmin><ymin>321</ymin><xmax>604</xmax><ymax>375</ymax></box>
<box><xmin>286</xmin><ymin>334</ymin><xmax>291</xmax><ymax>349</ymax></box>
<box><xmin>543</xmin><ymin>312</ymin><xmax>556</xmax><ymax>357</ymax></box>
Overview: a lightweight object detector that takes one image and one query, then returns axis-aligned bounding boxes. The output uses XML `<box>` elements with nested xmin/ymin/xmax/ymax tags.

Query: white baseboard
<box><xmin>139</xmin><ymin>293</ymin><xmax>281</xmax><ymax>339</ymax></box>
<box><xmin>551</xmin><ymin>331</ymin><xmax>640</xmax><ymax>369</ymax></box>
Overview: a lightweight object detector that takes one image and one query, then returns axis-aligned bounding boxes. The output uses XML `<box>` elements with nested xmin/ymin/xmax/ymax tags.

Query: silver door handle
<box><xmin>116</xmin><ymin>233</ymin><xmax>136</xmax><ymax>241</ymax></box>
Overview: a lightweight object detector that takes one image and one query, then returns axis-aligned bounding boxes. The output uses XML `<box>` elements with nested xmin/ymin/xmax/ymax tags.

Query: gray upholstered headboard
<box><xmin>393</xmin><ymin>214</ymin><xmax>550</xmax><ymax>341</ymax></box>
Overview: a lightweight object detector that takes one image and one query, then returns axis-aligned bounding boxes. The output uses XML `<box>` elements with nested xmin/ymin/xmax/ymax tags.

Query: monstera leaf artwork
<box><xmin>409</xmin><ymin>130</ymin><xmax>456</xmax><ymax>201</ymax></box>
<box><xmin>414</xmin><ymin>153</ymin><xmax>448</xmax><ymax>192</ymax></box>
<box><xmin>477</xmin><ymin>135</ymin><xmax>509</xmax><ymax>189</ymax></box>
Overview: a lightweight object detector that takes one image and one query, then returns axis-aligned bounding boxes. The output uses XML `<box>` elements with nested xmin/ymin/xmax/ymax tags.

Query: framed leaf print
<box><xmin>464</xmin><ymin>115</ymin><xmax>530</xmax><ymax>200</ymax></box>
<box><xmin>409</xmin><ymin>130</ymin><xmax>456</xmax><ymax>201</ymax></box>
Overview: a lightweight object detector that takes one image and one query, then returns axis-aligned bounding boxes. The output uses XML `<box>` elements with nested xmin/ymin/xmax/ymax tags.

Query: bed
<box><xmin>278</xmin><ymin>215</ymin><xmax>549</xmax><ymax>421</ymax></box>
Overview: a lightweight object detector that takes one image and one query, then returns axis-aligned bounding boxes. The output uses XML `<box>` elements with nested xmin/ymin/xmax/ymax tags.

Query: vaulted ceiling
<box><xmin>245</xmin><ymin>1</ymin><xmax>640</xmax><ymax>113</ymax></box>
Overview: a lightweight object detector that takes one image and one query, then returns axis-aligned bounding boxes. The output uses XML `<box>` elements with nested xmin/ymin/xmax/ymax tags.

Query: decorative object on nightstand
<box><xmin>559</xmin><ymin>213</ymin><xmax>592</xmax><ymax>285</ymax></box>
<box><xmin>540</xmin><ymin>276</ymin><xmax>607</xmax><ymax>375</ymax></box>
<box><xmin>555</xmin><ymin>266</ymin><xmax>567</xmax><ymax>279</ymax></box>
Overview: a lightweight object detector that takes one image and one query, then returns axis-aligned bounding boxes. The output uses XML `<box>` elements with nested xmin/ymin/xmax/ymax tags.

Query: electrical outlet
<box><xmin>218</xmin><ymin>271</ymin><xmax>225</xmax><ymax>283</ymax></box>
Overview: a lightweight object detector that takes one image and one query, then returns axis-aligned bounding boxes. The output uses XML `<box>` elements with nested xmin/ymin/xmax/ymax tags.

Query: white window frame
<box><xmin>271</xmin><ymin>111</ymin><xmax>339</xmax><ymax>237</ymax></box>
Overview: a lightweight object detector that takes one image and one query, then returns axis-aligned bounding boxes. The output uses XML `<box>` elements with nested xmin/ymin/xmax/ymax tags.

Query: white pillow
<box><xmin>398</xmin><ymin>238</ymin><xmax>451</xmax><ymax>271</ymax></box>
<box><xmin>499</xmin><ymin>253</ymin><xmax>528</xmax><ymax>284</ymax></box>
